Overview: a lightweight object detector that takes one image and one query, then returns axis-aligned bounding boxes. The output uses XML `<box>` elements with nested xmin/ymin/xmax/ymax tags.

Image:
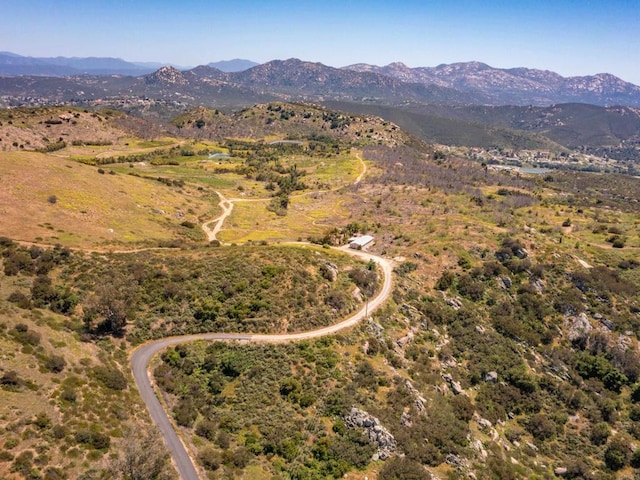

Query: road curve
<box><xmin>130</xmin><ymin>246</ymin><xmax>394</xmax><ymax>480</ymax></box>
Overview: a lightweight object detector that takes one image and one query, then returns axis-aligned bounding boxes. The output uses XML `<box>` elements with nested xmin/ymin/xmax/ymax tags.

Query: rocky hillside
<box><xmin>169</xmin><ymin>102</ymin><xmax>411</xmax><ymax>146</ymax></box>
<box><xmin>1</xmin><ymin>101</ymin><xmax>640</xmax><ymax>479</ymax></box>
<box><xmin>0</xmin><ymin>107</ymin><xmax>131</xmax><ymax>152</ymax></box>
<box><xmin>344</xmin><ymin>61</ymin><xmax>640</xmax><ymax>107</ymax></box>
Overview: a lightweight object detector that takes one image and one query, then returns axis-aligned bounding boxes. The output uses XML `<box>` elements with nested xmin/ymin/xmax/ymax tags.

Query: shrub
<box><xmin>349</xmin><ymin>267</ymin><xmax>378</xmax><ymax>297</ymax></box>
<box><xmin>1</xmin><ymin>371</ymin><xmax>21</xmax><ymax>388</ymax></box>
<box><xmin>44</xmin><ymin>355</ymin><xmax>66</xmax><ymax>373</ymax></box>
<box><xmin>604</xmin><ymin>435</ymin><xmax>631</xmax><ymax>471</ymax></box>
<box><xmin>395</xmin><ymin>262</ymin><xmax>418</xmax><ymax>276</ymax></box>
<box><xmin>11</xmin><ymin>324</ymin><xmax>41</xmax><ymax>346</ymax></box>
<box><xmin>74</xmin><ymin>429</ymin><xmax>110</xmax><ymax>450</ymax></box>
<box><xmin>379</xmin><ymin>457</ymin><xmax>432</xmax><ymax>480</ymax></box>
<box><xmin>33</xmin><ymin>412</ymin><xmax>52</xmax><ymax>429</ymax></box>
<box><xmin>173</xmin><ymin>398</ymin><xmax>197</xmax><ymax>427</ymax></box>
<box><xmin>198</xmin><ymin>448</ymin><xmax>221</xmax><ymax>471</ymax></box>
<box><xmin>11</xmin><ymin>450</ymin><xmax>34</xmax><ymax>477</ymax></box>
<box><xmin>7</xmin><ymin>291</ymin><xmax>31</xmax><ymax>309</ymax></box>
<box><xmin>195</xmin><ymin>420</ymin><xmax>217</xmax><ymax>441</ymax></box>
<box><xmin>612</xmin><ymin>238</ymin><xmax>625</xmax><ymax>249</ymax></box>
<box><xmin>590</xmin><ymin>422</ymin><xmax>611</xmax><ymax>445</ymax></box>
<box><xmin>325</xmin><ymin>290</ymin><xmax>347</xmax><ymax>310</ymax></box>
<box><xmin>60</xmin><ymin>387</ymin><xmax>76</xmax><ymax>403</ymax></box>
<box><xmin>93</xmin><ymin>366</ymin><xmax>127</xmax><ymax>390</ymax></box>
<box><xmin>526</xmin><ymin>413</ymin><xmax>557</xmax><ymax>441</ymax></box>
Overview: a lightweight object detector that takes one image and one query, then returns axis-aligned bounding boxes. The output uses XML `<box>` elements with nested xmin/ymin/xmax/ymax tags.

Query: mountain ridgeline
<box><xmin>2</xmin><ymin>54</ymin><xmax>640</xmax><ymax>108</ymax></box>
<box><xmin>2</xmin><ymin>55</ymin><xmax>640</xmax><ymax>162</ymax></box>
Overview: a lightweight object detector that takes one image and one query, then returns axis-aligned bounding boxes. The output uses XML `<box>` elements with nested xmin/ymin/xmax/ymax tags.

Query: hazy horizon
<box><xmin>2</xmin><ymin>0</ymin><xmax>639</xmax><ymax>84</ymax></box>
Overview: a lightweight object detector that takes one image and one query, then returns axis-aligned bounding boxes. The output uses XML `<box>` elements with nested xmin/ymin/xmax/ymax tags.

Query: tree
<box><xmin>83</xmin><ymin>284</ymin><xmax>128</xmax><ymax>335</ymax></box>
<box><xmin>111</xmin><ymin>426</ymin><xmax>171</xmax><ymax>480</ymax></box>
<box><xmin>604</xmin><ymin>435</ymin><xmax>631</xmax><ymax>471</ymax></box>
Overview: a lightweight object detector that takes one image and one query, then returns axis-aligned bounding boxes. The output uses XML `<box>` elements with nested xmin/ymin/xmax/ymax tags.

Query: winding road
<box><xmin>130</xmin><ymin>151</ymin><xmax>395</xmax><ymax>479</ymax></box>
<box><xmin>131</xmin><ymin>247</ymin><xmax>394</xmax><ymax>480</ymax></box>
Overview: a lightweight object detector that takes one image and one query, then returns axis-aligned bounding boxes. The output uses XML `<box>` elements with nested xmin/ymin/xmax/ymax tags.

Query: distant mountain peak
<box><xmin>207</xmin><ymin>59</ymin><xmax>258</xmax><ymax>73</ymax></box>
<box><xmin>144</xmin><ymin>66</ymin><xmax>188</xmax><ymax>85</ymax></box>
<box><xmin>386</xmin><ymin>61</ymin><xmax>409</xmax><ymax>69</ymax></box>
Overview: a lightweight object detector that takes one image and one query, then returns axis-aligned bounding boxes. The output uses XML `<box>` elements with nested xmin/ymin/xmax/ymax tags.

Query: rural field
<box><xmin>1</xmin><ymin>104</ymin><xmax>640</xmax><ymax>480</ymax></box>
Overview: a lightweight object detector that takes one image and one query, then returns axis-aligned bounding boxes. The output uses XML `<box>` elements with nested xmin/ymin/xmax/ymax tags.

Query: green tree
<box><xmin>604</xmin><ymin>435</ymin><xmax>631</xmax><ymax>471</ymax></box>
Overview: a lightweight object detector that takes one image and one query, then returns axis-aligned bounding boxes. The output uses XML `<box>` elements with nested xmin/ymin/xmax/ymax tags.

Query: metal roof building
<box><xmin>348</xmin><ymin>235</ymin><xmax>374</xmax><ymax>250</ymax></box>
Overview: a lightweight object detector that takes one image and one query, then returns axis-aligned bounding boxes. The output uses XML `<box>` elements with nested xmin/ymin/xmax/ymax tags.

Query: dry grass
<box><xmin>0</xmin><ymin>152</ymin><xmax>217</xmax><ymax>247</ymax></box>
<box><xmin>218</xmin><ymin>191</ymin><xmax>348</xmax><ymax>244</ymax></box>
<box><xmin>0</xmin><ymin>107</ymin><xmax>128</xmax><ymax>153</ymax></box>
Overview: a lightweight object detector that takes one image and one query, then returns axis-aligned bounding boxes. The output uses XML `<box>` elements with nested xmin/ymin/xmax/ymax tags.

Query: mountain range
<box><xmin>2</xmin><ymin>54</ymin><xmax>640</xmax><ymax>157</ymax></box>
<box><xmin>0</xmin><ymin>52</ymin><xmax>257</xmax><ymax>76</ymax></box>
<box><xmin>343</xmin><ymin>61</ymin><xmax>640</xmax><ymax>108</ymax></box>
<box><xmin>2</xmin><ymin>53</ymin><xmax>640</xmax><ymax>108</ymax></box>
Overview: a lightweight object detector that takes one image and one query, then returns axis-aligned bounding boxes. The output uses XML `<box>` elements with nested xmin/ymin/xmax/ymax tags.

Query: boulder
<box><xmin>442</xmin><ymin>373</ymin><xmax>466</xmax><ymax>395</ymax></box>
<box><xmin>321</xmin><ymin>262</ymin><xmax>339</xmax><ymax>282</ymax></box>
<box><xmin>565</xmin><ymin>312</ymin><xmax>591</xmax><ymax>343</ymax></box>
<box><xmin>445</xmin><ymin>454</ymin><xmax>471</xmax><ymax>471</ymax></box>
<box><xmin>344</xmin><ymin>407</ymin><xmax>396</xmax><ymax>461</ymax></box>
<box><xmin>446</xmin><ymin>297</ymin><xmax>463</xmax><ymax>310</ymax></box>
<box><xmin>513</xmin><ymin>247</ymin><xmax>528</xmax><ymax>259</ymax></box>
<box><xmin>484</xmin><ymin>371</ymin><xmax>498</xmax><ymax>383</ymax></box>
<box><xmin>352</xmin><ymin>286</ymin><xmax>363</xmax><ymax>303</ymax></box>
<box><xmin>470</xmin><ymin>438</ymin><xmax>488</xmax><ymax>461</ymax></box>
<box><xmin>405</xmin><ymin>380</ymin><xmax>427</xmax><ymax>412</ymax></box>
<box><xmin>498</xmin><ymin>276</ymin><xmax>512</xmax><ymax>290</ymax></box>
<box><xmin>530</xmin><ymin>278</ymin><xmax>545</xmax><ymax>294</ymax></box>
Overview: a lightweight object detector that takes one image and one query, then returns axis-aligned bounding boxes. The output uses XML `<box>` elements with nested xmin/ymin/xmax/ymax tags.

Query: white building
<box><xmin>348</xmin><ymin>235</ymin><xmax>374</xmax><ymax>250</ymax></box>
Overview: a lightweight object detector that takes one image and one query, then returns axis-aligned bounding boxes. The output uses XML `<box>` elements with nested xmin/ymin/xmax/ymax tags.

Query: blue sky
<box><xmin>2</xmin><ymin>0</ymin><xmax>639</xmax><ymax>84</ymax></box>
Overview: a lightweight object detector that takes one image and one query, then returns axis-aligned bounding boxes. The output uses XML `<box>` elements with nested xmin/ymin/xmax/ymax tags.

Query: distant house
<box><xmin>348</xmin><ymin>235</ymin><xmax>374</xmax><ymax>250</ymax></box>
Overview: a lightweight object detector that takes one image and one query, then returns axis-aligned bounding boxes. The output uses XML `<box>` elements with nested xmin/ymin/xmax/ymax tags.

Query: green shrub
<box><xmin>198</xmin><ymin>448</ymin><xmax>221</xmax><ymax>471</ymax></box>
<box><xmin>44</xmin><ymin>355</ymin><xmax>66</xmax><ymax>373</ymax></box>
<box><xmin>590</xmin><ymin>422</ymin><xmax>611</xmax><ymax>445</ymax></box>
<box><xmin>525</xmin><ymin>413</ymin><xmax>557</xmax><ymax>441</ymax></box>
<box><xmin>604</xmin><ymin>435</ymin><xmax>631</xmax><ymax>471</ymax></box>
<box><xmin>93</xmin><ymin>366</ymin><xmax>127</xmax><ymax>390</ymax></box>
<box><xmin>379</xmin><ymin>456</ymin><xmax>431</xmax><ymax>480</ymax></box>
<box><xmin>7</xmin><ymin>291</ymin><xmax>31</xmax><ymax>309</ymax></box>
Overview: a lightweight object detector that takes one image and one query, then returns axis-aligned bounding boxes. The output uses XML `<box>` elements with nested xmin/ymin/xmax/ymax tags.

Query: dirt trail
<box><xmin>202</xmin><ymin>150</ymin><xmax>367</xmax><ymax>243</ymax></box>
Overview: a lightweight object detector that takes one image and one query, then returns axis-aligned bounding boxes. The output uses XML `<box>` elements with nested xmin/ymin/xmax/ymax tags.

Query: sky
<box><xmin>2</xmin><ymin>0</ymin><xmax>639</xmax><ymax>84</ymax></box>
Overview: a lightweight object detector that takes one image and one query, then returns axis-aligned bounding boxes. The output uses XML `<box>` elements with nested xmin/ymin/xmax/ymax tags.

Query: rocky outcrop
<box><xmin>530</xmin><ymin>278</ymin><xmax>545</xmax><ymax>294</ymax></box>
<box><xmin>344</xmin><ymin>407</ymin><xmax>396</xmax><ymax>460</ymax></box>
<box><xmin>565</xmin><ymin>312</ymin><xmax>592</xmax><ymax>343</ymax></box>
<box><xmin>593</xmin><ymin>312</ymin><xmax>615</xmax><ymax>331</ymax></box>
<box><xmin>352</xmin><ymin>286</ymin><xmax>363</xmax><ymax>303</ymax></box>
<box><xmin>442</xmin><ymin>373</ymin><xmax>466</xmax><ymax>395</ymax></box>
<box><xmin>498</xmin><ymin>276</ymin><xmax>512</xmax><ymax>290</ymax></box>
<box><xmin>404</xmin><ymin>380</ymin><xmax>427</xmax><ymax>412</ymax></box>
<box><xmin>320</xmin><ymin>262</ymin><xmax>338</xmax><ymax>282</ymax></box>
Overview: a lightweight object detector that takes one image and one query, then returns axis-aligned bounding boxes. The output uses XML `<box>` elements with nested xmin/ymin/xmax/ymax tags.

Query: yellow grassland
<box><xmin>0</xmin><ymin>152</ymin><xmax>217</xmax><ymax>247</ymax></box>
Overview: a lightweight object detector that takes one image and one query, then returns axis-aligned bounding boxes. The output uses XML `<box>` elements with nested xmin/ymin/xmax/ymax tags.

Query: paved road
<box><xmin>130</xmin><ymin>246</ymin><xmax>394</xmax><ymax>480</ymax></box>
